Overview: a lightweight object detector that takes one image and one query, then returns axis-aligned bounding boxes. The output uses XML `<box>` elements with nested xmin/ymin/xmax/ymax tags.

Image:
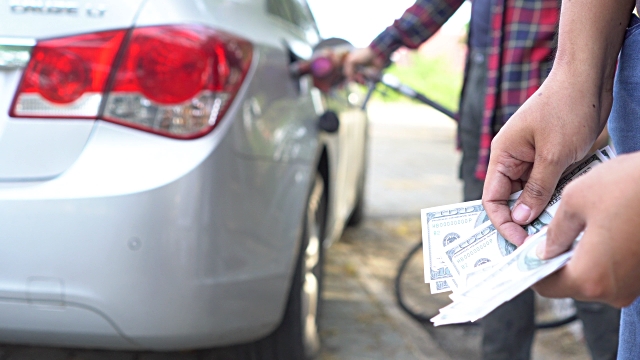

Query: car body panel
<box><xmin>0</xmin><ymin>122</ymin><xmax>312</xmax><ymax>350</ymax></box>
<box><xmin>0</xmin><ymin>68</ymin><xmax>97</xmax><ymax>180</ymax></box>
<box><xmin>0</xmin><ymin>0</ymin><xmax>146</xmax><ymax>39</ymax></box>
<box><xmin>0</xmin><ymin>0</ymin><xmax>146</xmax><ymax>180</ymax></box>
<box><xmin>0</xmin><ymin>0</ymin><xmax>368</xmax><ymax>351</ymax></box>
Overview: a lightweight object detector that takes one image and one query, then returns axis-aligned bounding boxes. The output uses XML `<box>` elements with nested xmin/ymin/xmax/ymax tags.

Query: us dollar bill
<box><xmin>432</xmin><ymin>228</ymin><xmax>575</xmax><ymax>326</ymax></box>
<box><xmin>424</xmin><ymin>150</ymin><xmax>608</xmax><ymax>293</ymax></box>
<box><xmin>421</xmin><ymin>201</ymin><xmax>488</xmax><ymax>293</ymax></box>
<box><xmin>428</xmin><ymin>149</ymin><xmax>612</xmax><ymax>323</ymax></box>
<box><xmin>441</xmin><ymin>222</ymin><xmax>516</xmax><ymax>286</ymax></box>
<box><xmin>599</xmin><ymin>145</ymin><xmax>616</xmax><ymax>160</ymax></box>
<box><xmin>441</xmin><ymin>152</ymin><xmax>606</xmax><ymax>283</ymax></box>
<box><xmin>537</xmin><ymin>152</ymin><xmax>607</xmax><ymax>222</ymax></box>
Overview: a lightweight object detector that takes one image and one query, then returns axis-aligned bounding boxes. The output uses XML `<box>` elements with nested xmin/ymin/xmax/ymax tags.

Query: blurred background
<box><xmin>0</xmin><ymin>1</ymin><xmax>597</xmax><ymax>359</ymax></box>
<box><xmin>308</xmin><ymin>0</ymin><xmax>470</xmax><ymax>113</ymax></box>
<box><xmin>304</xmin><ymin>2</ymin><xmax>593</xmax><ymax>360</ymax></box>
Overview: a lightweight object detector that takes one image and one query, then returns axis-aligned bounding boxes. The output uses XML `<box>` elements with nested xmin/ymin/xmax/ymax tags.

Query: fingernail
<box><xmin>512</xmin><ymin>204</ymin><xmax>531</xmax><ymax>223</ymax></box>
<box><xmin>536</xmin><ymin>238</ymin><xmax>547</xmax><ymax>259</ymax></box>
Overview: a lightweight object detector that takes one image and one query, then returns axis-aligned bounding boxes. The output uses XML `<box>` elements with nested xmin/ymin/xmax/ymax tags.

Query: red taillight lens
<box><xmin>31</xmin><ymin>48</ymin><xmax>89</xmax><ymax>103</ymax></box>
<box><xmin>104</xmin><ymin>25</ymin><xmax>252</xmax><ymax>139</ymax></box>
<box><xmin>133</xmin><ymin>27</ymin><xmax>209</xmax><ymax>104</ymax></box>
<box><xmin>11</xmin><ymin>25</ymin><xmax>253</xmax><ymax>139</ymax></box>
<box><xmin>11</xmin><ymin>30</ymin><xmax>126</xmax><ymax>117</ymax></box>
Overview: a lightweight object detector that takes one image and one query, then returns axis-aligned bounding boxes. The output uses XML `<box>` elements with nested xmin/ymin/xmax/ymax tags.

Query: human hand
<box><xmin>533</xmin><ymin>152</ymin><xmax>640</xmax><ymax>308</ymax></box>
<box><xmin>343</xmin><ymin>47</ymin><xmax>385</xmax><ymax>83</ymax></box>
<box><xmin>482</xmin><ymin>72</ymin><xmax>610</xmax><ymax>246</ymax></box>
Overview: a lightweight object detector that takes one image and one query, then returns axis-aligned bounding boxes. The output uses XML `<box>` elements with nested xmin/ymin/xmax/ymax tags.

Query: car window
<box><xmin>285</xmin><ymin>0</ymin><xmax>311</xmax><ymax>28</ymax></box>
<box><xmin>267</xmin><ymin>0</ymin><xmax>319</xmax><ymax>35</ymax></box>
<box><xmin>266</xmin><ymin>0</ymin><xmax>291</xmax><ymax>22</ymax></box>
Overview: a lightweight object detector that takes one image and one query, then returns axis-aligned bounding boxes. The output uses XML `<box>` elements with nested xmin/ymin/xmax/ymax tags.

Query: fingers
<box><xmin>343</xmin><ymin>48</ymin><xmax>382</xmax><ymax>83</ymax></box>
<box><xmin>534</xmin><ymin>252</ymin><xmax>628</xmax><ymax>308</ymax></box>
<box><xmin>483</xmin><ymin>158</ymin><xmax>529</xmax><ymax>246</ymax></box>
<box><xmin>532</xmin><ymin>265</ymin><xmax>578</xmax><ymax>299</ymax></box>
<box><xmin>511</xmin><ymin>157</ymin><xmax>567</xmax><ymax>225</ymax></box>
<box><xmin>533</xmin><ymin>229</ymin><xmax>613</xmax><ymax>305</ymax></box>
<box><xmin>344</xmin><ymin>48</ymin><xmax>369</xmax><ymax>80</ymax></box>
<box><xmin>533</xmin><ymin>181</ymin><xmax>617</xmax><ymax>305</ymax></box>
<box><xmin>534</xmin><ymin>224</ymin><xmax>597</xmax><ymax>300</ymax></box>
<box><xmin>538</xmin><ymin>191</ymin><xmax>586</xmax><ymax>260</ymax></box>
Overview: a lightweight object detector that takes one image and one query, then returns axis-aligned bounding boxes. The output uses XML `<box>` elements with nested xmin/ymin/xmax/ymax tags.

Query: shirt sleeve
<box><xmin>369</xmin><ymin>0</ymin><xmax>466</xmax><ymax>64</ymax></box>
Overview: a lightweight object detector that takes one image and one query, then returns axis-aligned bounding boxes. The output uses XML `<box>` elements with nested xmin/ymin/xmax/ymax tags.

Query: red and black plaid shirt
<box><xmin>370</xmin><ymin>0</ymin><xmax>559</xmax><ymax>180</ymax></box>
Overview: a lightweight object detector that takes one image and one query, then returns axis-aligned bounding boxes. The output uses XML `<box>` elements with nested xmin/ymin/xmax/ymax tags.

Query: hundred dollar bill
<box><xmin>422</xmin><ymin>150</ymin><xmax>607</xmax><ymax>293</ymax></box>
<box><xmin>423</xmin><ymin>194</ymin><xmax>522</xmax><ymax>292</ymax></box>
<box><xmin>432</xmin><ymin>228</ymin><xmax>575</xmax><ymax>326</ymax></box>
<box><xmin>439</xmin><ymin>151</ymin><xmax>607</xmax><ymax>287</ymax></box>
<box><xmin>522</xmin><ymin>148</ymin><xmax>610</xmax><ymax>234</ymax></box>
<box><xmin>429</xmin><ymin>275</ymin><xmax>458</xmax><ymax>294</ymax></box>
<box><xmin>599</xmin><ymin>145</ymin><xmax>616</xmax><ymax>161</ymax></box>
<box><xmin>449</xmin><ymin>263</ymin><xmax>497</xmax><ymax>302</ymax></box>
<box><xmin>421</xmin><ymin>201</ymin><xmax>489</xmax><ymax>293</ymax></box>
<box><xmin>530</xmin><ymin>151</ymin><xmax>607</xmax><ymax>230</ymax></box>
<box><xmin>441</xmin><ymin>222</ymin><xmax>516</xmax><ymax>287</ymax></box>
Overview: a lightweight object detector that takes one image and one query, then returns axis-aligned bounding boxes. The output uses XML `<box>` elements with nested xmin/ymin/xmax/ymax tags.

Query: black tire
<box><xmin>255</xmin><ymin>174</ymin><xmax>327</xmax><ymax>359</ymax></box>
<box><xmin>347</xmin><ymin>150</ymin><xmax>367</xmax><ymax>227</ymax></box>
<box><xmin>212</xmin><ymin>175</ymin><xmax>327</xmax><ymax>359</ymax></box>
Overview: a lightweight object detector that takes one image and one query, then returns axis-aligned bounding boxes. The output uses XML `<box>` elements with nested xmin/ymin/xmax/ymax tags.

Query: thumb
<box><xmin>511</xmin><ymin>159</ymin><xmax>566</xmax><ymax>225</ymax></box>
<box><xmin>538</xmin><ymin>210</ymin><xmax>585</xmax><ymax>260</ymax></box>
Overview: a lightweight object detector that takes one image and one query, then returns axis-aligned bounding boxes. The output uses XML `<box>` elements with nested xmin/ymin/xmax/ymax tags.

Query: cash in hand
<box><xmin>420</xmin><ymin>146</ymin><xmax>615</xmax><ymax>326</ymax></box>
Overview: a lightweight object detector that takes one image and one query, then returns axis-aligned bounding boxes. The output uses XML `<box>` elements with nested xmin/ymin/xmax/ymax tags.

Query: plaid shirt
<box><xmin>370</xmin><ymin>0</ymin><xmax>559</xmax><ymax>180</ymax></box>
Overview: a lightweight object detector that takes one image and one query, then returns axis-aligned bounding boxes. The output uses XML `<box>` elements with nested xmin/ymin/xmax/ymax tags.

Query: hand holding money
<box><xmin>432</xmin><ymin>228</ymin><xmax>574</xmax><ymax>326</ymax></box>
<box><xmin>422</xmin><ymin>147</ymin><xmax>617</xmax><ymax>324</ymax></box>
<box><xmin>534</xmin><ymin>151</ymin><xmax>640</xmax><ymax>308</ymax></box>
<box><xmin>482</xmin><ymin>77</ymin><xmax>610</xmax><ymax>246</ymax></box>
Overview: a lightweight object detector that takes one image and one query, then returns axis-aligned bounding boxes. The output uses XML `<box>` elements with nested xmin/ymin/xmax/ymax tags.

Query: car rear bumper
<box><xmin>0</xmin><ymin>121</ymin><xmax>311</xmax><ymax>350</ymax></box>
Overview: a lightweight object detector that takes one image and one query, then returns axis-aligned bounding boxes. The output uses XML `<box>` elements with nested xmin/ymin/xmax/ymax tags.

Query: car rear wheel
<box><xmin>347</xmin><ymin>134</ymin><xmax>368</xmax><ymax>227</ymax></box>
<box><xmin>250</xmin><ymin>173</ymin><xmax>326</xmax><ymax>359</ymax></box>
<box><xmin>214</xmin><ymin>174</ymin><xmax>326</xmax><ymax>359</ymax></box>
<box><xmin>346</xmin><ymin>166</ymin><xmax>366</xmax><ymax>227</ymax></box>
<box><xmin>298</xmin><ymin>174</ymin><xmax>326</xmax><ymax>358</ymax></box>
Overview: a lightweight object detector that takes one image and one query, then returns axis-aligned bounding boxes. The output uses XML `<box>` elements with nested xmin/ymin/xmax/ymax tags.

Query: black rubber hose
<box><xmin>395</xmin><ymin>240</ymin><xmax>440</xmax><ymax>325</ymax></box>
<box><xmin>377</xmin><ymin>76</ymin><xmax>457</xmax><ymax>120</ymax></box>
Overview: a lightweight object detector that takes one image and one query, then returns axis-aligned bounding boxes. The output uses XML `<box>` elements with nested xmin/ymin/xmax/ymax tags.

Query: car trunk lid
<box><xmin>0</xmin><ymin>0</ymin><xmax>146</xmax><ymax>181</ymax></box>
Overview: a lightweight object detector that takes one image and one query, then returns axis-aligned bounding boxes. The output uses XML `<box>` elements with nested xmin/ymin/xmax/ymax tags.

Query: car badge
<box><xmin>0</xmin><ymin>39</ymin><xmax>35</xmax><ymax>69</ymax></box>
<box><xmin>9</xmin><ymin>1</ymin><xmax>106</xmax><ymax>17</ymax></box>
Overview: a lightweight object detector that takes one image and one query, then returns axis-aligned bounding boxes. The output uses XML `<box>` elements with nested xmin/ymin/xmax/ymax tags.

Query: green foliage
<box><xmin>373</xmin><ymin>52</ymin><xmax>463</xmax><ymax>113</ymax></box>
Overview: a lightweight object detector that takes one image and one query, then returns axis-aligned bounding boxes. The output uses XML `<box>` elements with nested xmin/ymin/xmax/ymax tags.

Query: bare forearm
<box><xmin>552</xmin><ymin>0</ymin><xmax>634</xmax><ymax>123</ymax></box>
<box><xmin>481</xmin><ymin>0</ymin><xmax>637</xmax><ymax>245</ymax></box>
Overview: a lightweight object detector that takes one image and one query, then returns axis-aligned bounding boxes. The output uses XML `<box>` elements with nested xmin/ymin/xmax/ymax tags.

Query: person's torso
<box><xmin>469</xmin><ymin>0</ymin><xmax>492</xmax><ymax>49</ymax></box>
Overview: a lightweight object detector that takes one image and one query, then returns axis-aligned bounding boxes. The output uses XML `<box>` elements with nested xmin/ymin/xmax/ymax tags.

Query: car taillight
<box><xmin>10</xmin><ymin>30</ymin><xmax>126</xmax><ymax>118</ymax></box>
<box><xmin>10</xmin><ymin>25</ymin><xmax>253</xmax><ymax>139</ymax></box>
<box><xmin>103</xmin><ymin>25</ymin><xmax>252</xmax><ymax>139</ymax></box>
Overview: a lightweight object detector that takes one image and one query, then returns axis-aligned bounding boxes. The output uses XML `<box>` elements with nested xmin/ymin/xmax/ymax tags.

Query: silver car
<box><xmin>0</xmin><ymin>0</ymin><xmax>368</xmax><ymax>358</ymax></box>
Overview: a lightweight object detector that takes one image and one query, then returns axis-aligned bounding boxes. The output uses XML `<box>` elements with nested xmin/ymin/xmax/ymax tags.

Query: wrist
<box><xmin>547</xmin><ymin>61</ymin><xmax>615</xmax><ymax>128</ymax></box>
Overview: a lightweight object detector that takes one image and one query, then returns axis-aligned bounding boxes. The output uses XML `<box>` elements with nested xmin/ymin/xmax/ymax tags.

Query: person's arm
<box><xmin>481</xmin><ymin>0</ymin><xmax>635</xmax><ymax>246</ymax></box>
<box><xmin>343</xmin><ymin>0</ymin><xmax>464</xmax><ymax>80</ymax></box>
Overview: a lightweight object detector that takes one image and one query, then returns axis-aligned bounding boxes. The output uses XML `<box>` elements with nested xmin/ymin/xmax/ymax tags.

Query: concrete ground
<box><xmin>318</xmin><ymin>102</ymin><xmax>593</xmax><ymax>360</ymax></box>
